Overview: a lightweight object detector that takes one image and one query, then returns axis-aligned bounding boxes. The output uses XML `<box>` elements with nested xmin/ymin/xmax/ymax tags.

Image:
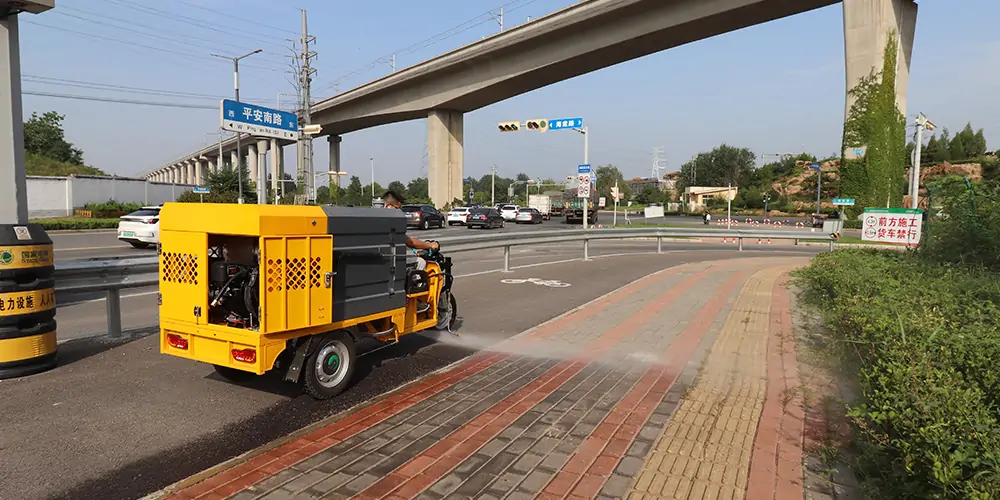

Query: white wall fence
<box><xmin>28</xmin><ymin>175</ymin><xmax>195</xmax><ymax>218</ymax></box>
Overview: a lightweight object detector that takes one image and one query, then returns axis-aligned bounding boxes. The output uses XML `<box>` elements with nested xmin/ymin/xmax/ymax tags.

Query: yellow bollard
<box><xmin>0</xmin><ymin>224</ymin><xmax>57</xmax><ymax>379</ymax></box>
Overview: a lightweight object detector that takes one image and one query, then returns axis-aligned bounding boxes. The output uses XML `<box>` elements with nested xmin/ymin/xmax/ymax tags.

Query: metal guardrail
<box><xmin>53</xmin><ymin>228</ymin><xmax>838</xmax><ymax>338</ymax></box>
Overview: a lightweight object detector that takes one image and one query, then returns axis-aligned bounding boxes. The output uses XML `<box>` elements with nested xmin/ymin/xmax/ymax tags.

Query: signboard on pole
<box><xmin>221</xmin><ymin>99</ymin><xmax>298</xmax><ymax>140</ymax></box>
<box><xmin>549</xmin><ymin>118</ymin><xmax>584</xmax><ymax>131</ymax></box>
<box><xmin>577</xmin><ymin>174</ymin><xmax>591</xmax><ymax>198</ymax></box>
<box><xmin>861</xmin><ymin>208</ymin><xmax>923</xmax><ymax>246</ymax></box>
<box><xmin>193</xmin><ymin>186</ymin><xmax>210</xmax><ymax>194</ymax></box>
<box><xmin>832</xmin><ymin>197</ymin><xmax>855</xmax><ymax>206</ymax></box>
<box><xmin>598</xmin><ymin>197</ymin><xmax>606</xmax><ymax>208</ymax></box>
<box><xmin>844</xmin><ymin>146</ymin><xmax>867</xmax><ymax>160</ymax></box>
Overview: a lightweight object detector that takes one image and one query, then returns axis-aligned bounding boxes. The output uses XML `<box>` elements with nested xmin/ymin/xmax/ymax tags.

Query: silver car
<box><xmin>515</xmin><ymin>208</ymin><xmax>543</xmax><ymax>224</ymax></box>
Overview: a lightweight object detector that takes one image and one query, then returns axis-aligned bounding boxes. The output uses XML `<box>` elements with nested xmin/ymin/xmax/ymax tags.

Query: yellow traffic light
<box><xmin>498</xmin><ymin>121</ymin><xmax>520</xmax><ymax>132</ymax></box>
<box><xmin>526</xmin><ymin>119</ymin><xmax>548</xmax><ymax>132</ymax></box>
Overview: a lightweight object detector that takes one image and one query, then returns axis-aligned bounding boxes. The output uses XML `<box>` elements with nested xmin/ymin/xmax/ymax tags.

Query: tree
<box><xmin>678</xmin><ymin>144</ymin><xmax>756</xmax><ymax>191</ymax></box>
<box><xmin>973</xmin><ymin>129</ymin><xmax>988</xmax><ymax>157</ymax></box>
<box><xmin>386</xmin><ymin>181</ymin><xmax>408</xmax><ymax>198</ymax></box>
<box><xmin>595</xmin><ymin>165</ymin><xmax>631</xmax><ymax>202</ymax></box>
<box><xmin>406</xmin><ymin>177</ymin><xmax>429</xmax><ymax>202</ymax></box>
<box><xmin>205</xmin><ymin>164</ymin><xmax>255</xmax><ymax>202</ymax></box>
<box><xmin>949</xmin><ymin>134</ymin><xmax>967</xmax><ymax>162</ymax></box>
<box><xmin>23</xmin><ymin>111</ymin><xmax>84</xmax><ymax>165</ymax></box>
<box><xmin>343</xmin><ymin>175</ymin><xmax>364</xmax><ymax>205</ymax></box>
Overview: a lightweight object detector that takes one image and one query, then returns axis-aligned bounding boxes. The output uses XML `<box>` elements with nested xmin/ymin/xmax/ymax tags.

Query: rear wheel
<box><xmin>420</xmin><ymin>219</ymin><xmax>429</xmax><ymax>230</ymax></box>
<box><xmin>213</xmin><ymin>364</ymin><xmax>256</xmax><ymax>382</ymax></box>
<box><xmin>303</xmin><ymin>331</ymin><xmax>356</xmax><ymax>400</ymax></box>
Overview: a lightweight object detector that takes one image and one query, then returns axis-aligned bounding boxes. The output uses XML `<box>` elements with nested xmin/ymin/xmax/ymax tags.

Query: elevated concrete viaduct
<box><xmin>143</xmin><ymin>0</ymin><xmax>917</xmax><ymax>208</ymax></box>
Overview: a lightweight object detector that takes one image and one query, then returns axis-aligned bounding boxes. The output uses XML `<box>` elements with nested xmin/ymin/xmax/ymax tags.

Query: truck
<box><xmin>545</xmin><ymin>191</ymin><xmax>566</xmax><ymax>218</ymax></box>
<box><xmin>528</xmin><ymin>194</ymin><xmax>553</xmax><ymax>220</ymax></box>
<box><xmin>564</xmin><ymin>187</ymin><xmax>598</xmax><ymax>225</ymax></box>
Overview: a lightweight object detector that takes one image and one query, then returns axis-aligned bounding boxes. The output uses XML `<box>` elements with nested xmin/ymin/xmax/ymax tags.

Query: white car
<box><xmin>447</xmin><ymin>207</ymin><xmax>471</xmax><ymax>225</ymax></box>
<box><xmin>500</xmin><ymin>205</ymin><xmax>520</xmax><ymax>221</ymax></box>
<box><xmin>118</xmin><ymin>205</ymin><xmax>161</xmax><ymax>249</ymax></box>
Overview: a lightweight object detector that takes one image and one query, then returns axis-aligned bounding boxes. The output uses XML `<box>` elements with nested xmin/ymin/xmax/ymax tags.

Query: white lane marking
<box><xmin>58</xmin><ymin>245</ymin><xmax>131</xmax><ymax>252</ymax></box>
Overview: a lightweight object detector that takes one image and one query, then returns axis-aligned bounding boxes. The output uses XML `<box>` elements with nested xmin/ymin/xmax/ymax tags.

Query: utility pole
<box><xmin>370</xmin><ymin>157</ymin><xmax>375</xmax><ymax>198</ymax></box>
<box><xmin>490</xmin><ymin>7</ymin><xmax>504</xmax><ymax>31</ymax></box>
<box><xmin>491</xmin><ymin>164</ymin><xmax>497</xmax><ymax>205</ymax></box>
<box><xmin>651</xmin><ymin>147</ymin><xmax>665</xmax><ymax>179</ymax></box>
<box><xmin>297</xmin><ymin>9</ymin><xmax>317</xmax><ymax>204</ymax></box>
<box><xmin>911</xmin><ymin>113</ymin><xmax>935</xmax><ymax>209</ymax></box>
<box><xmin>210</xmin><ymin>48</ymin><xmax>262</xmax><ymax>204</ymax></box>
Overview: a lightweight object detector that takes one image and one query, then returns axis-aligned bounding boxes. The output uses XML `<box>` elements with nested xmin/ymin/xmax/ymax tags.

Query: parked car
<box><xmin>500</xmin><ymin>205</ymin><xmax>520</xmax><ymax>221</ymax></box>
<box><xmin>515</xmin><ymin>207</ymin><xmax>543</xmax><ymax>224</ymax></box>
<box><xmin>401</xmin><ymin>204</ymin><xmax>445</xmax><ymax>230</ymax></box>
<box><xmin>118</xmin><ymin>205</ymin><xmax>162</xmax><ymax>248</ymax></box>
<box><xmin>447</xmin><ymin>207</ymin><xmax>471</xmax><ymax>225</ymax></box>
<box><xmin>465</xmin><ymin>207</ymin><xmax>505</xmax><ymax>229</ymax></box>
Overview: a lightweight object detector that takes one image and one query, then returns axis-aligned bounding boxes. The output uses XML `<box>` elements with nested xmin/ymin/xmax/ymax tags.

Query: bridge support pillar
<box><xmin>184</xmin><ymin>161</ymin><xmax>194</xmax><ymax>185</ymax></box>
<box><xmin>427</xmin><ymin>109</ymin><xmax>463</xmax><ymax>208</ymax></box>
<box><xmin>247</xmin><ymin>143</ymin><xmax>259</xmax><ymax>199</ymax></box>
<box><xmin>328</xmin><ymin>135</ymin><xmax>342</xmax><ymax>188</ymax></box>
<box><xmin>206</xmin><ymin>157</ymin><xmax>216</xmax><ymax>175</ymax></box>
<box><xmin>230</xmin><ymin>150</ymin><xmax>239</xmax><ymax>172</ymax></box>
<box><xmin>843</xmin><ymin>0</ymin><xmax>916</xmax><ymax>120</ymax></box>
<box><xmin>195</xmin><ymin>159</ymin><xmax>205</xmax><ymax>186</ymax></box>
<box><xmin>271</xmin><ymin>139</ymin><xmax>283</xmax><ymax>200</ymax></box>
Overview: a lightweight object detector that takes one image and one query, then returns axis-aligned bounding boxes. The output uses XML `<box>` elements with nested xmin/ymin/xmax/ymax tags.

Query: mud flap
<box><xmin>283</xmin><ymin>336</ymin><xmax>316</xmax><ymax>384</ymax></box>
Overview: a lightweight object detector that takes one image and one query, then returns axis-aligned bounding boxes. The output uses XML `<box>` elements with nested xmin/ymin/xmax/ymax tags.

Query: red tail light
<box><xmin>146</xmin><ymin>218</ymin><xmax>159</xmax><ymax>224</ymax></box>
<box><xmin>415</xmin><ymin>211</ymin><xmax>422</xmax><ymax>217</ymax></box>
<box><xmin>166</xmin><ymin>334</ymin><xmax>188</xmax><ymax>350</ymax></box>
<box><xmin>232</xmin><ymin>348</ymin><xmax>257</xmax><ymax>363</ymax></box>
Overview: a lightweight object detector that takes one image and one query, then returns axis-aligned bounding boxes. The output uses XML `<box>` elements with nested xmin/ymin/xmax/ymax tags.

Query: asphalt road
<box><xmin>1</xmin><ymin>247</ymin><xmax>823</xmax><ymax>500</ymax></box>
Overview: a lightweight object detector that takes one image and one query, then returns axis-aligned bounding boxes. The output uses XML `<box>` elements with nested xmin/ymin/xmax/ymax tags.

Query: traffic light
<box><xmin>498</xmin><ymin>121</ymin><xmax>520</xmax><ymax>132</ymax></box>
<box><xmin>610</xmin><ymin>185</ymin><xmax>620</xmax><ymax>200</ymax></box>
<box><xmin>526</xmin><ymin>119</ymin><xmax>548</xmax><ymax>132</ymax></box>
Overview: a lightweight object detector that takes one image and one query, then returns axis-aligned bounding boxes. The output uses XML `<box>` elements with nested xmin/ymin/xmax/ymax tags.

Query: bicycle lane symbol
<box><xmin>500</xmin><ymin>278</ymin><xmax>571</xmax><ymax>288</ymax></box>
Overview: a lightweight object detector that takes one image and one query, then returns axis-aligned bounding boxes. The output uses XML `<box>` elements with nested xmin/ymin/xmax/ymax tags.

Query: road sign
<box><xmin>809</xmin><ymin>163</ymin><xmax>820</xmax><ymax>170</ymax></box>
<box><xmin>469</xmin><ymin>189</ymin><xmax>474</xmax><ymax>200</ymax></box>
<box><xmin>548</xmin><ymin>118</ymin><xmax>583</xmax><ymax>131</ymax></box>
<box><xmin>861</xmin><ymin>208</ymin><xmax>923</xmax><ymax>246</ymax></box>
<box><xmin>832</xmin><ymin>197</ymin><xmax>855</xmax><ymax>206</ymax></box>
<box><xmin>193</xmin><ymin>186</ymin><xmax>210</xmax><ymax>194</ymax></box>
<box><xmin>844</xmin><ymin>145</ymin><xmax>867</xmax><ymax>160</ymax></box>
<box><xmin>577</xmin><ymin>164</ymin><xmax>591</xmax><ymax>174</ymax></box>
<box><xmin>221</xmin><ymin>99</ymin><xmax>298</xmax><ymax>140</ymax></box>
<box><xmin>599</xmin><ymin>197</ymin><xmax>606</xmax><ymax>208</ymax></box>
<box><xmin>577</xmin><ymin>174</ymin><xmax>591</xmax><ymax>198</ymax></box>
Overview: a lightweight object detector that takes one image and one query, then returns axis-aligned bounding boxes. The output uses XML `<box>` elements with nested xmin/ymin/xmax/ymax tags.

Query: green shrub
<box><xmin>794</xmin><ymin>249</ymin><xmax>1000</xmax><ymax>497</ymax></box>
<box><xmin>32</xmin><ymin>217</ymin><xmax>120</xmax><ymax>230</ymax></box>
<box><xmin>922</xmin><ymin>176</ymin><xmax>1000</xmax><ymax>270</ymax></box>
<box><xmin>82</xmin><ymin>200</ymin><xmax>142</xmax><ymax>217</ymax></box>
<box><xmin>175</xmin><ymin>190</ymin><xmax>242</xmax><ymax>204</ymax></box>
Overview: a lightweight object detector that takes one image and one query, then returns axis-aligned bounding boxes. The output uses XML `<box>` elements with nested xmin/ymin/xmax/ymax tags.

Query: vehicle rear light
<box><xmin>166</xmin><ymin>333</ymin><xmax>188</xmax><ymax>350</ymax></box>
<box><xmin>146</xmin><ymin>218</ymin><xmax>159</xmax><ymax>224</ymax></box>
<box><xmin>232</xmin><ymin>348</ymin><xmax>257</xmax><ymax>363</ymax></box>
<box><xmin>415</xmin><ymin>211</ymin><xmax>422</xmax><ymax>217</ymax></box>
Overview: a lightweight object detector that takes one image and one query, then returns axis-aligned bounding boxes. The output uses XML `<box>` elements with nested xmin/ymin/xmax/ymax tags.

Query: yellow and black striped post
<box><xmin>0</xmin><ymin>224</ymin><xmax>56</xmax><ymax>379</ymax></box>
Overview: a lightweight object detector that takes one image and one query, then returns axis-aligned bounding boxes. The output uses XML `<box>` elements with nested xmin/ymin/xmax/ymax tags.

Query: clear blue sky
<box><xmin>18</xmin><ymin>0</ymin><xmax>1000</xmax><ymax>185</ymax></box>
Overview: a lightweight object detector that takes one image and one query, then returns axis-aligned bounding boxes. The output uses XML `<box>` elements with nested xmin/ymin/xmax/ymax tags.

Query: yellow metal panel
<box><xmin>309</xmin><ymin>236</ymin><xmax>333</xmax><ymax>325</ymax></box>
<box><xmin>0</xmin><ymin>244</ymin><xmax>53</xmax><ymax>270</ymax></box>
<box><xmin>262</xmin><ymin>237</ymin><xmax>288</xmax><ymax>334</ymax></box>
<box><xmin>160</xmin><ymin>327</ymin><xmax>287</xmax><ymax>375</ymax></box>
<box><xmin>0</xmin><ymin>287</ymin><xmax>55</xmax><ymax>316</ymax></box>
<box><xmin>159</xmin><ymin>202</ymin><xmax>327</xmax><ymax>236</ymax></box>
<box><xmin>0</xmin><ymin>332</ymin><xmax>57</xmax><ymax>363</ymax></box>
<box><xmin>159</xmin><ymin>230</ymin><xmax>208</xmax><ymax>325</ymax></box>
<box><xmin>284</xmin><ymin>237</ymin><xmax>311</xmax><ymax>331</ymax></box>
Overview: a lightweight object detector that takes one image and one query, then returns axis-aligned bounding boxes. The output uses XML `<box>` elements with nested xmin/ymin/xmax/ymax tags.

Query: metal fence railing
<box><xmin>54</xmin><ymin>228</ymin><xmax>838</xmax><ymax>338</ymax></box>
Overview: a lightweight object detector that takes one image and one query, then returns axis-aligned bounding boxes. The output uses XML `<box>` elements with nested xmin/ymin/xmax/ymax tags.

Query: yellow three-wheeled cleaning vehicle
<box><xmin>156</xmin><ymin>203</ymin><xmax>457</xmax><ymax>399</ymax></box>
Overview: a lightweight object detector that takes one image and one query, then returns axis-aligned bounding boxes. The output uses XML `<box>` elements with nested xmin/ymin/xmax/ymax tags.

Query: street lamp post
<box><xmin>573</xmin><ymin>126</ymin><xmax>590</xmax><ymax>229</ymax></box>
<box><xmin>313</xmin><ymin>171</ymin><xmax>347</xmax><ymax>203</ymax></box>
<box><xmin>211</xmin><ymin>49</ymin><xmax>263</xmax><ymax>204</ymax></box>
<box><xmin>911</xmin><ymin>113</ymin><xmax>936</xmax><ymax>209</ymax></box>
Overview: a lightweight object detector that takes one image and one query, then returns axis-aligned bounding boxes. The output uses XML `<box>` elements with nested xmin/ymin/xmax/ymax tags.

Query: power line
<box><xmin>53</xmin><ymin>8</ymin><xmax>289</xmax><ymax>68</ymax></box>
<box><xmin>22</xmin><ymin>19</ymin><xmax>283</xmax><ymax>73</ymax></box>
<box><xmin>322</xmin><ymin>0</ymin><xmax>544</xmax><ymax>91</ymax></box>
<box><xmin>22</xmin><ymin>75</ymin><xmax>270</xmax><ymax>102</ymax></box>
<box><xmin>173</xmin><ymin>0</ymin><xmax>299</xmax><ymax>36</ymax></box>
<box><xmin>23</xmin><ymin>90</ymin><xmax>219</xmax><ymax>109</ymax></box>
<box><xmin>98</xmin><ymin>0</ymin><xmax>288</xmax><ymax>47</ymax></box>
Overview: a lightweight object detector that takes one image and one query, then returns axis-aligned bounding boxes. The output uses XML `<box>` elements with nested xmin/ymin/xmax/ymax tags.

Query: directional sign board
<box><xmin>193</xmin><ymin>186</ymin><xmax>210</xmax><ymax>194</ymax></box>
<box><xmin>578</xmin><ymin>164</ymin><xmax>591</xmax><ymax>174</ymax></box>
<box><xmin>809</xmin><ymin>163</ymin><xmax>821</xmax><ymax>170</ymax></box>
<box><xmin>832</xmin><ymin>197</ymin><xmax>855</xmax><ymax>206</ymax></box>
<box><xmin>577</xmin><ymin>174</ymin><xmax>592</xmax><ymax>198</ymax></box>
<box><xmin>549</xmin><ymin>117</ymin><xmax>584</xmax><ymax>131</ymax></box>
<box><xmin>862</xmin><ymin>208</ymin><xmax>922</xmax><ymax>246</ymax></box>
<box><xmin>221</xmin><ymin>99</ymin><xmax>298</xmax><ymax>140</ymax></box>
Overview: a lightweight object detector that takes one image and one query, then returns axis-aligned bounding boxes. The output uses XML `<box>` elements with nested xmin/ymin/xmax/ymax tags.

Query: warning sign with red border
<box><xmin>861</xmin><ymin>208</ymin><xmax>923</xmax><ymax>246</ymax></box>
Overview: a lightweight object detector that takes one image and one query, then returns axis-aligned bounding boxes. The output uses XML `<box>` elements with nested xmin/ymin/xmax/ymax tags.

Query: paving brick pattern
<box><xmin>165</xmin><ymin>257</ymin><xmax>812</xmax><ymax>500</ymax></box>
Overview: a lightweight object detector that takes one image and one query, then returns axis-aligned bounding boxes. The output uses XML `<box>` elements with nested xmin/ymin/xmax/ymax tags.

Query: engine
<box><xmin>207</xmin><ymin>242</ymin><xmax>260</xmax><ymax>329</ymax></box>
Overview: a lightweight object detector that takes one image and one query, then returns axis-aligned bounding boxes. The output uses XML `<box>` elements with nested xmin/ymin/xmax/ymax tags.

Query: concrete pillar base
<box><xmin>427</xmin><ymin>110</ymin><xmax>463</xmax><ymax>208</ymax></box>
<box><xmin>329</xmin><ymin>135</ymin><xmax>342</xmax><ymax>190</ymax></box>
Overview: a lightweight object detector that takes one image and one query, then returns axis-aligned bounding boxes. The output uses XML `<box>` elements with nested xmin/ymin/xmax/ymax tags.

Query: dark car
<box><xmin>465</xmin><ymin>207</ymin><xmax>505</xmax><ymax>229</ymax></box>
<box><xmin>401</xmin><ymin>204</ymin><xmax>445</xmax><ymax>230</ymax></box>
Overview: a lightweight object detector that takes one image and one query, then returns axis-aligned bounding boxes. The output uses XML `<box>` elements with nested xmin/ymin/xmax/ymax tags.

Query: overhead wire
<box><xmin>173</xmin><ymin>0</ymin><xmax>299</xmax><ymax>36</ymax></box>
<box><xmin>322</xmin><ymin>0</ymin><xmax>546</xmax><ymax>91</ymax></box>
<box><xmin>98</xmin><ymin>0</ymin><xmax>290</xmax><ymax>47</ymax></box>
<box><xmin>22</xmin><ymin>75</ymin><xmax>270</xmax><ymax>103</ymax></box>
<box><xmin>22</xmin><ymin>91</ymin><xmax>220</xmax><ymax>110</ymax></box>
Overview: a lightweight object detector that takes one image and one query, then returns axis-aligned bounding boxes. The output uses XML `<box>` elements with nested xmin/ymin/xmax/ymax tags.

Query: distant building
<box><xmin>683</xmin><ymin>186</ymin><xmax>738</xmax><ymax>210</ymax></box>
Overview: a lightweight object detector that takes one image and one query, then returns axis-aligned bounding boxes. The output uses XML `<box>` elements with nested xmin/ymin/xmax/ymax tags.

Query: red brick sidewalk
<box><xmin>161</xmin><ymin>257</ymin><xmax>809</xmax><ymax>500</ymax></box>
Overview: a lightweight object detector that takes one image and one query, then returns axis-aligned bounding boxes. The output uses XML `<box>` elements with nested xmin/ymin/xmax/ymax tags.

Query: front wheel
<box><xmin>303</xmin><ymin>331</ymin><xmax>356</xmax><ymax>400</ymax></box>
<box><xmin>421</xmin><ymin>219</ymin><xmax>429</xmax><ymax>230</ymax></box>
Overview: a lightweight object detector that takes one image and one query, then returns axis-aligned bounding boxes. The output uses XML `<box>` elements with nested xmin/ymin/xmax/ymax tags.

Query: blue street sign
<box><xmin>220</xmin><ymin>99</ymin><xmax>298</xmax><ymax>140</ymax></box>
<box><xmin>548</xmin><ymin>117</ymin><xmax>584</xmax><ymax>131</ymax></box>
<box><xmin>832</xmin><ymin>197</ymin><xmax>855</xmax><ymax>206</ymax></box>
<box><xmin>578</xmin><ymin>164</ymin><xmax>591</xmax><ymax>174</ymax></box>
<box><xmin>854</xmin><ymin>148</ymin><xmax>864</xmax><ymax>156</ymax></box>
<box><xmin>809</xmin><ymin>163</ymin><xmax>820</xmax><ymax>170</ymax></box>
<box><xmin>193</xmin><ymin>186</ymin><xmax>210</xmax><ymax>194</ymax></box>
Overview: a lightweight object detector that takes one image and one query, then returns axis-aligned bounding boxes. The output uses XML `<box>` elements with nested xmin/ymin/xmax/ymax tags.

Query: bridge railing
<box><xmin>53</xmin><ymin>228</ymin><xmax>838</xmax><ymax>338</ymax></box>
